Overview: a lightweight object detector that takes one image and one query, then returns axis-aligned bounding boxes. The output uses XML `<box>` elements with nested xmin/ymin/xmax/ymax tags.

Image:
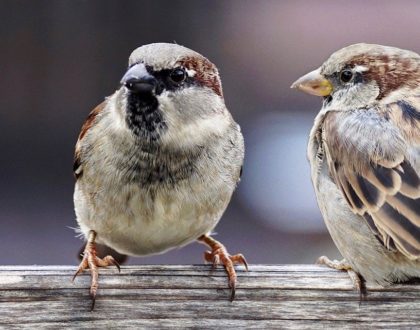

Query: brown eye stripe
<box><xmin>348</xmin><ymin>55</ymin><xmax>420</xmax><ymax>100</ymax></box>
<box><xmin>178</xmin><ymin>56</ymin><xmax>223</xmax><ymax>98</ymax></box>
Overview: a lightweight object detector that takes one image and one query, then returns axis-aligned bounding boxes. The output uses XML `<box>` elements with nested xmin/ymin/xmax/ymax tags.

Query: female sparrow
<box><xmin>72</xmin><ymin>43</ymin><xmax>247</xmax><ymax>308</ymax></box>
<box><xmin>292</xmin><ymin>43</ymin><xmax>420</xmax><ymax>292</ymax></box>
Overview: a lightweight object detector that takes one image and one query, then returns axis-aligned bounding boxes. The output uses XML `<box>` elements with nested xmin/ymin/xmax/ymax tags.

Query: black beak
<box><xmin>121</xmin><ymin>63</ymin><xmax>158</xmax><ymax>94</ymax></box>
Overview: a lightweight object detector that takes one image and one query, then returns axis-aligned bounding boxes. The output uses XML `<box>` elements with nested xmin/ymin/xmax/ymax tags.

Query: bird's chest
<box><xmin>77</xmin><ymin>147</ymin><xmax>231</xmax><ymax>256</ymax></box>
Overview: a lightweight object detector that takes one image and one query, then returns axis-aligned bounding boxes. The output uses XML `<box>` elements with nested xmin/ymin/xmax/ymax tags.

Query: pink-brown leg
<box><xmin>198</xmin><ymin>235</ymin><xmax>248</xmax><ymax>301</ymax></box>
<box><xmin>317</xmin><ymin>255</ymin><xmax>366</xmax><ymax>300</ymax></box>
<box><xmin>73</xmin><ymin>230</ymin><xmax>120</xmax><ymax>310</ymax></box>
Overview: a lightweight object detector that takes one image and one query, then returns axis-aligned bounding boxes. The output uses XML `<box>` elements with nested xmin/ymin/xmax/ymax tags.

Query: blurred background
<box><xmin>2</xmin><ymin>0</ymin><xmax>419</xmax><ymax>265</ymax></box>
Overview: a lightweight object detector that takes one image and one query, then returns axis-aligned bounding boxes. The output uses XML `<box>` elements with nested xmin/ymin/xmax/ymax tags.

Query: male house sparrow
<box><xmin>292</xmin><ymin>44</ymin><xmax>420</xmax><ymax>291</ymax></box>
<box><xmin>72</xmin><ymin>43</ymin><xmax>247</xmax><ymax>307</ymax></box>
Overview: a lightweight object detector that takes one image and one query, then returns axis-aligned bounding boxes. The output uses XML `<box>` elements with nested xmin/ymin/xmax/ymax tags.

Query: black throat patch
<box><xmin>125</xmin><ymin>92</ymin><xmax>167</xmax><ymax>141</ymax></box>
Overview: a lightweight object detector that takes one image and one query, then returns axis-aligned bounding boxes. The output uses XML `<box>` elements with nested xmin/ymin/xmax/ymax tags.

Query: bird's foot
<box><xmin>317</xmin><ymin>255</ymin><xmax>366</xmax><ymax>301</ymax></box>
<box><xmin>316</xmin><ymin>256</ymin><xmax>352</xmax><ymax>270</ymax></box>
<box><xmin>198</xmin><ymin>235</ymin><xmax>248</xmax><ymax>301</ymax></box>
<box><xmin>72</xmin><ymin>231</ymin><xmax>120</xmax><ymax>310</ymax></box>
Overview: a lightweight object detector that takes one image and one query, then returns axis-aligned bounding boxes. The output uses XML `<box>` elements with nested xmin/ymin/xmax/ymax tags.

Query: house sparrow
<box><xmin>72</xmin><ymin>43</ymin><xmax>247</xmax><ymax>308</ymax></box>
<box><xmin>292</xmin><ymin>43</ymin><xmax>420</xmax><ymax>292</ymax></box>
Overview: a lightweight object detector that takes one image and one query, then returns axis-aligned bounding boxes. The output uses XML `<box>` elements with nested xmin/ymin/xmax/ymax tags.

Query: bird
<box><xmin>291</xmin><ymin>43</ymin><xmax>420</xmax><ymax>293</ymax></box>
<box><xmin>72</xmin><ymin>43</ymin><xmax>247</xmax><ymax>308</ymax></box>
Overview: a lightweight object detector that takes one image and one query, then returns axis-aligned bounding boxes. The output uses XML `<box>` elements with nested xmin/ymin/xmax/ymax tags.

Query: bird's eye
<box><xmin>340</xmin><ymin>69</ymin><xmax>353</xmax><ymax>83</ymax></box>
<box><xmin>169</xmin><ymin>68</ymin><xmax>186</xmax><ymax>84</ymax></box>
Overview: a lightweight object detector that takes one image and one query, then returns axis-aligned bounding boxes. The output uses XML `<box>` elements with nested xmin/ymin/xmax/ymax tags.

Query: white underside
<box><xmin>74</xmin><ymin>177</ymin><xmax>231</xmax><ymax>256</ymax></box>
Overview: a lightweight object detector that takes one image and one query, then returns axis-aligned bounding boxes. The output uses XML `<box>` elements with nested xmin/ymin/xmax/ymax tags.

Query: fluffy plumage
<box><xmin>293</xmin><ymin>43</ymin><xmax>420</xmax><ymax>285</ymax></box>
<box><xmin>73</xmin><ymin>43</ymin><xmax>246</xmax><ymax>306</ymax></box>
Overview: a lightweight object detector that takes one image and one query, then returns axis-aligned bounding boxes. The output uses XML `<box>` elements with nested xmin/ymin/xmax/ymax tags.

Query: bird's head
<box><xmin>115</xmin><ymin>43</ymin><xmax>228</xmax><ymax>147</ymax></box>
<box><xmin>291</xmin><ymin>43</ymin><xmax>420</xmax><ymax>111</ymax></box>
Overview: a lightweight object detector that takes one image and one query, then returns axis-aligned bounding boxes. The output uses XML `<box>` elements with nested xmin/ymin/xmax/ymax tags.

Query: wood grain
<box><xmin>1</xmin><ymin>265</ymin><xmax>419</xmax><ymax>329</ymax></box>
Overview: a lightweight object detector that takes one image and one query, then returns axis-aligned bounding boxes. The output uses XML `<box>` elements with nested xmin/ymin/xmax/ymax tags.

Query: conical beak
<box><xmin>291</xmin><ymin>68</ymin><xmax>333</xmax><ymax>96</ymax></box>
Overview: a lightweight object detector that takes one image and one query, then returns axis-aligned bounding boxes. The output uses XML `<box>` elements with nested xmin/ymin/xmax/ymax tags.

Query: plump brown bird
<box><xmin>292</xmin><ymin>43</ymin><xmax>420</xmax><ymax>292</ymax></box>
<box><xmin>72</xmin><ymin>43</ymin><xmax>247</xmax><ymax>308</ymax></box>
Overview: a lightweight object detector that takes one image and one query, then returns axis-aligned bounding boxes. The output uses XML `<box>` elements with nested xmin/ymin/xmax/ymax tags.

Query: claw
<box><xmin>198</xmin><ymin>235</ymin><xmax>248</xmax><ymax>301</ymax></box>
<box><xmin>231</xmin><ymin>253</ymin><xmax>249</xmax><ymax>272</ymax></box>
<box><xmin>96</xmin><ymin>255</ymin><xmax>120</xmax><ymax>272</ymax></box>
<box><xmin>91</xmin><ymin>294</ymin><xmax>96</xmax><ymax>311</ymax></box>
<box><xmin>345</xmin><ymin>269</ymin><xmax>367</xmax><ymax>303</ymax></box>
<box><xmin>114</xmin><ymin>260</ymin><xmax>121</xmax><ymax>273</ymax></box>
<box><xmin>317</xmin><ymin>255</ymin><xmax>367</xmax><ymax>302</ymax></box>
<box><xmin>72</xmin><ymin>230</ymin><xmax>121</xmax><ymax>310</ymax></box>
<box><xmin>229</xmin><ymin>283</ymin><xmax>236</xmax><ymax>302</ymax></box>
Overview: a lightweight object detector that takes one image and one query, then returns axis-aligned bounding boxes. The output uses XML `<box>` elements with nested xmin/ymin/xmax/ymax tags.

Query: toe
<box><xmin>204</xmin><ymin>251</ymin><xmax>213</xmax><ymax>263</ymax></box>
<box><xmin>72</xmin><ymin>258</ymin><xmax>89</xmax><ymax>282</ymax></box>
<box><xmin>226</xmin><ymin>267</ymin><xmax>237</xmax><ymax>302</ymax></box>
<box><xmin>347</xmin><ymin>269</ymin><xmax>367</xmax><ymax>301</ymax></box>
<box><xmin>316</xmin><ymin>255</ymin><xmax>330</xmax><ymax>265</ymax></box>
<box><xmin>231</xmin><ymin>253</ymin><xmax>249</xmax><ymax>271</ymax></box>
<box><xmin>198</xmin><ymin>236</ymin><xmax>247</xmax><ymax>301</ymax></box>
<box><xmin>96</xmin><ymin>255</ymin><xmax>121</xmax><ymax>272</ymax></box>
<box><xmin>316</xmin><ymin>256</ymin><xmax>351</xmax><ymax>270</ymax></box>
<box><xmin>212</xmin><ymin>254</ymin><xmax>221</xmax><ymax>269</ymax></box>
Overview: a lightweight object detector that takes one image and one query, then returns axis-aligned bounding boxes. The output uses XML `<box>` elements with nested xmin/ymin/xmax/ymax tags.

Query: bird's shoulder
<box><xmin>73</xmin><ymin>101</ymin><xmax>107</xmax><ymax>180</ymax></box>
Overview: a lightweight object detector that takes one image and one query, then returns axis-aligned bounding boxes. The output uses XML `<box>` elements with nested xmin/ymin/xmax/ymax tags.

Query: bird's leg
<box><xmin>198</xmin><ymin>234</ymin><xmax>248</xmax><ymax>301</ymax></box>
<box><xmin>72</xmin><ymin>230</ymin><xmax>120</xmax><ymax>310</ymax></box>
<box><xmin>317</xmin><ymin>255</ymin><xmax>367</xmax><ymax>301</ymax></box>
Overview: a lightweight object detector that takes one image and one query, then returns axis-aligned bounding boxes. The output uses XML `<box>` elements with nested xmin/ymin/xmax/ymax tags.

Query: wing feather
<box><xmin>336</xmin><ymin>168</ymin><xmax>366</xmax><ymax>214</ymax></box>
<box><xmin>323</xmin><ymin>101</ymin><xmax>420</xmax><ymax>259</ymax></box>
<box><xmin>397</xmin><ymin>161</ymin><xmax>420</xmax><ymax>198</ymax></box>
<box><xmin>387</xmin><ymin>193</ymin><xmax>420</xmax><ymax>226</ymax></box>
<box><xmin>73</xmin><ymin>102</ymin><xmax>105</xmax><ymax>180</ymax></box>
<box><xmin>364</xmin><ymin>165</ymin><xmax>401</xmax><ymax>195</ymax></box>
<box><xmin>345</xmin><ymin>170</ymin><xmax>385</xmax><ymax>212</ymax></box>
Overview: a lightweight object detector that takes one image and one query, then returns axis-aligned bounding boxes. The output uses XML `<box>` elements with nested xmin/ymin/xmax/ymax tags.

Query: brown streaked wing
<box><xmin>323</xmin><ymin>103</ymin><xmax>420</xmax><ymax>259</ymax></box>
<box><xmin>73</xmin><ymin>102</ymin><xmax>105</xmax><ymax>180</ymax></box>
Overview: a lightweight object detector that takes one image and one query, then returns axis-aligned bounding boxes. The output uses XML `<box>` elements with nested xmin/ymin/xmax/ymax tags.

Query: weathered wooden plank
<box><xmin>0</xmin><ymin>265</ymin><xmax>419</xmax><ymax>328</ymax></box>
<box><xmin>7</xmin><ymin>320</ymin><xmax>420</xmax><ymax>330</ymax></box>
